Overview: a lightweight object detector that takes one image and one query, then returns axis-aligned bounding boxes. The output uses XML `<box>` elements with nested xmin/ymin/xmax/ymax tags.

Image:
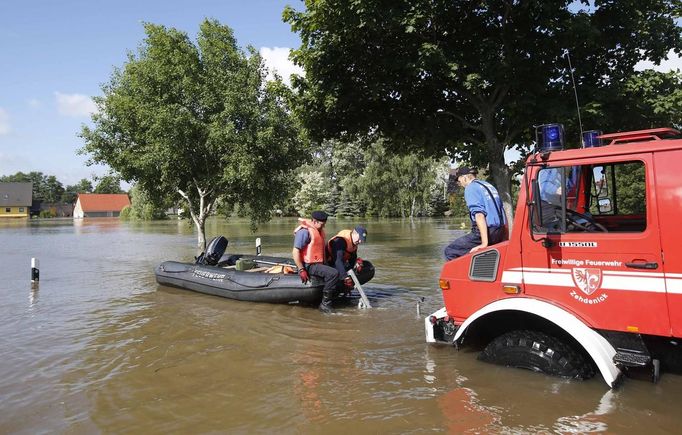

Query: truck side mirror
<box><xmin>530</xmin><ymin>178</ymin><xmax>541</xmax><ymax>230</ymax></box>
<box><xmin>598</xmin><ymin>198</ymin><xmax>612</xmax><ymax>213</ymax></box>
<box><xmin>593</xmin><ymin>166</ymin><xmax>609</xmax><ymax>197</ymax></box>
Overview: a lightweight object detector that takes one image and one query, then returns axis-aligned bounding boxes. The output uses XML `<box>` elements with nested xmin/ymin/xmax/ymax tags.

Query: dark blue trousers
<box><xmin>307</xmin><ymin>262</ymin><xmax>340</xmax><ymax>296</ymax></box>
<box><xmin>444</xmin><ymin>226</ymin><xmax>505</xmax><ymax>260</ymax></box>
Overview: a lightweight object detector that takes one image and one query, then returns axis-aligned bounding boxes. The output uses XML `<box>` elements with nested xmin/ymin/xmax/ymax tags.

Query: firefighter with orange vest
<box><xmin>327</xmin><ymin>226</ymin><xmax>367</xmax><ymax>294</ymax></box>
<box><xmin>292</xmin><ymin>210</ymin><xmax>340</xmax><ymax>313</ymax></box>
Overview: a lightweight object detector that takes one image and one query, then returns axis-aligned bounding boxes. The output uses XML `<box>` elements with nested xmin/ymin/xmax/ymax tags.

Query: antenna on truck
<box><xmin>564</xmin><ymin>49</ymin><xmax>584</xmax><ymax>143</ymax></box>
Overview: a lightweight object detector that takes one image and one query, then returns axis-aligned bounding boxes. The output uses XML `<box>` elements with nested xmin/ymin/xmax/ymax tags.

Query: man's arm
<box><xmin>292</xmin><ymin>229</ymin><xmax>310</xmax><ymax>271</ymax></box>
<box><xmin>331</xmin><ymin>238</ymin><xmax>348</xmax><ymax>276</ymax></box>
<box><xmin>292</xmin><ymin>247</ymin><xmax>304</xmax><ymax>271</ymax></box>
<box><xmin>470</xmin><ymin>212</ymin><xmax>489</xmax><ymax>253</ymax></box>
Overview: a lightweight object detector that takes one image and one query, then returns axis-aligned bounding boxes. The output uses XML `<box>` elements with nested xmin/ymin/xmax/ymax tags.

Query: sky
<box><xmin>0</xmin><ymin>0</ymin><xmax>304</xmax><ymax>186</ymax></box>
<box><xmin>0</xmin><ymin>1</ymin><xmax>680</xmax><ymax>187</ymax></box>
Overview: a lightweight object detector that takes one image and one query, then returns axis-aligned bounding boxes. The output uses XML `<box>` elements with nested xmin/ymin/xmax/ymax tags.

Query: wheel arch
<box><xmin>454</xmin><ymin>298</ymin><xmax>621</xmax><ymax>388</ymax></box>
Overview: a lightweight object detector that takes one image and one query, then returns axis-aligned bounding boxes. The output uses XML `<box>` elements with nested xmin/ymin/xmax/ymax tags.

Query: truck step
<box><xmin>613</xmin><ymin>351</ymin><xmax>651</xmax><ymax>367</ymax></box>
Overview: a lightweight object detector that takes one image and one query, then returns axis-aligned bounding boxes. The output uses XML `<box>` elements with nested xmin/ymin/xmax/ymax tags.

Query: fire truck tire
<box><xmin>478</xmin><ymin>330</ymin><xmax>596</xmax><ymax>379</ymax></box>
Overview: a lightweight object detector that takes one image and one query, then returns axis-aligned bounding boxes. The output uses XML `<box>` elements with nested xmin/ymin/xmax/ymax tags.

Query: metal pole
<box><xmin>347</xmin><ymin>269</ymin><xmax>371</xmax><ymax>309</ymax></box>
<box><xmin>31</xmin><ymin>257</ymin><xmax>40</xmax><ymax>282</ymax></box>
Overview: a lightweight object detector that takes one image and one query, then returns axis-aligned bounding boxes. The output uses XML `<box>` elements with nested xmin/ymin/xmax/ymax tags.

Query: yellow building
<box><xmin>0</xmin><ymin>182</ymin><xmax>32</xmax><ymax>218</ymax></box>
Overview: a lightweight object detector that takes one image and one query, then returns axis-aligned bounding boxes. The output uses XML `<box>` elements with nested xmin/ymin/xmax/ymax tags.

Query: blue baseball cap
<box><xmin>354</xmin><ymin>226</ymin><xmax>367</xmax><ymax>242</ymax></box>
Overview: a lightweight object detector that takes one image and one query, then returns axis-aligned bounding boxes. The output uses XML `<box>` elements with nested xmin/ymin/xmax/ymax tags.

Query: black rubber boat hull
<box><xmin>155</xmin><ymin>256</ymin><xmax>375</xmax><ymax>305</ymax></box>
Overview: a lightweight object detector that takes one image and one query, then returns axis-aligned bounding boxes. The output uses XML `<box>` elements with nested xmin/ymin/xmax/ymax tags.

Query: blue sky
<box><xmin>1</xmin><ymin>2</ymin><xmax>680</xmax><ymax>187</ymax></box>
<box><xmin>0</xmin><ymin>0</ymin><xmax>303</xmax><ymax>186</ymax></box>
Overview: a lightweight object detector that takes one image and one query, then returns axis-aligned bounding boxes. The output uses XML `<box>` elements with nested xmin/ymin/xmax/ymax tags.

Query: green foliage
<box><xmin>39</xmin><ymin>209</ymin><xmax>55</xmax><ymax>218</ymax></box>
<box><xmin>292</xmin><ymin>170</ymin><xmax>329</xmax><ymax>216</ymax></box>
<box><xmin>587</xmin><ymin>70</ymin><xmax>682</xmax><ymax>131</ymax></box>
<box><xmin>80</xmin><ymin>19</ymin><xmax>305</xmax><ymax>250</ymax></box>
<box><xmin>285</xmin><ymin>0</ymin><xmax>682</xmax><ymax>224</ymax></box>
<box><xmin>62</xmin><ymin>178</ymin><xmax>94</xmax><ymax>203</ymax></box>
<box><xmin>119</xmin><ymin>205</ymin><xmax>133</xmax><ymax>220</ymax></box>
<box><xmin>291</xmin><ymin>139</ymin><xmax>450</xmax><ymax>218</ymax></box>
<box><xmin>357</xmin><ymin>141</ymin><xmax>440</xmax><ymax>218</ymax></box>
<box><xmin>94</xmin><ymin>175</ymin><xmax>124</xmax><ymax>194</ymax></box>
<box><xmin>335</xmin><ymin>189</ymin><xmax>361</xmax><ymax>218</ymax></box>
<box><xmin>613</xmin><ymin>162</ymin><xmax>646</xmax><ymax>215</ymax></box>
<box><xmin>125</xmin><ymin>184</ymin><xmax>169</xmax><ymax>220</ymax></box>
<box><xmin>428</xmin><ymin>188</ymin><xmax>449</xmax><ymax>217</ymax></box>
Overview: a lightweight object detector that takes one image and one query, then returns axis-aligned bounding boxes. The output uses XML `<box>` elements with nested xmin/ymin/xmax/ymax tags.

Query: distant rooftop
<box><xmin>0</xmin><ymin>182</ymin><xmax>33</xmax><ymax>206</ymax></box>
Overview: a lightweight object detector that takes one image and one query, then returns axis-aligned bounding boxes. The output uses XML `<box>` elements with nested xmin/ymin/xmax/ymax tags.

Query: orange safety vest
<box><xmin>326</xmin><ymin>229</ymin><xmax>357</xmax><ymax>263</ymax></box>
<box><xmin>294</xmin><ymin>219</ymin><xmax>326</xmax><ymax>264</ymax></box>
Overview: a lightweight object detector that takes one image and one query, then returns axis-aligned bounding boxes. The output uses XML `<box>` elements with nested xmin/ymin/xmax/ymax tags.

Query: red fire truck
<box><xmin>425</xmin><ymin>125</ymin><xmax>682</xmax><ymax>387</ymax></box>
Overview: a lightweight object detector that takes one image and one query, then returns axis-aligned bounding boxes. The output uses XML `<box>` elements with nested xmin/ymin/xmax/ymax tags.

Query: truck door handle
<box><xmin>625</xmin><ymin>261</ymin><xmax>658</xmax><ymax>270</ymax></box>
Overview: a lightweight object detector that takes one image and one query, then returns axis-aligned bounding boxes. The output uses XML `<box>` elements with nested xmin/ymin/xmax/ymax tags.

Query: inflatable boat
<box><xmin>155</xmin><ymin>236</ymin><xmax>375</xmax><ymax>304</ymax></box>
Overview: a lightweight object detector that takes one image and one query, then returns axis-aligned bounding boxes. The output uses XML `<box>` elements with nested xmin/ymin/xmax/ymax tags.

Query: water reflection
<box><xmin>1</xmin><ymin>217</ymin><xmax>681</xmax><ymax>433</ymax></box>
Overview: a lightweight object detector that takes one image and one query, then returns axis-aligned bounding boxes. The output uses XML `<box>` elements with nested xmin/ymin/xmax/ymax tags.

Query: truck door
<box><xmin>654</xmin><ymin>149</ymin><xmax>682</xmax><ymax>337</ymax></box>
<box><xmin>521</xmin><ymin>154</ymin><xmax>670</xmax><ymax>336</ymax></box>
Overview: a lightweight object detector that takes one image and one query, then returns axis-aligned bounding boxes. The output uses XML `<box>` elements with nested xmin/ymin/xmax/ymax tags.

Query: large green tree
<box><xmin>284</xmin><ymin>0</ymin><xmax>682</xmax><ymax>226</ymax></box>
<box><xmin>81</xmin><ymin>20</ymin><xmax>305</xmax><ymax>251</ymax></box>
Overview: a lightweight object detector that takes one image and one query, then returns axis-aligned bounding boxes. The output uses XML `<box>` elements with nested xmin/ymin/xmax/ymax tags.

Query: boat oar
<box><xmin>253</xmin><ymin>259</ymin><xmax>296</xmax><ymax>268</ymax></box>
<box><xmin>347</xmin><ymin>269</ymin><xmax>372</xmax><ymax>309</ymax></box>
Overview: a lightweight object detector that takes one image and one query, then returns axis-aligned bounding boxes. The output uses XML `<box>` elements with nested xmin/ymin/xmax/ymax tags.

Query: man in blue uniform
<box><xmin>444</xmin><ymin>167</ymin><xmax>507</xmax><ymax>260</ymax></box>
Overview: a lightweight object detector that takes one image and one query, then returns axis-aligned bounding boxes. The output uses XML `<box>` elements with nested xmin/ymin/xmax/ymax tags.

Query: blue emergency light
<box><xmin>582</xmin><ymin>130</ymin><xmax>603</xmax><ymax>148</ymax></box>
<box><xmin>538</xmin><ymin>124</ymin><xmax>565</xmax><ymax>152</ymax></box>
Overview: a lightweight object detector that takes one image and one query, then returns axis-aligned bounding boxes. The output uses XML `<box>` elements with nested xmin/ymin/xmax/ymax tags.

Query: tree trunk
<box><xmin>194</xmin><ymin>216</ymin><xmax>206</xmax><ymax>254</ymax></box>
<box><xmin>481</xmin><ymin>120</ymin><xmax>515</xmax><ymax>230</ymax></box>
<box><xmin>178</xmin><ymin>183</ymin><xmax>212</xmax><ymax>255</ymax></box>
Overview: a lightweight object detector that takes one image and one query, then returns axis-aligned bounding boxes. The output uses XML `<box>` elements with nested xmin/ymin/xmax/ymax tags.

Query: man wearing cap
<box><xmin>326</xmin><ymin>226</ymin><xmax>368</xmax><ymax>294</ymax></box>
<box><xmin>292</xmin><ymin>210</ymin><xmax>340</xmax><ymax>313</ymax></box>
<box><xmin>444</xmin><ymin>167</ymin><xmax>507</xmax><ymax>260</ymax></box>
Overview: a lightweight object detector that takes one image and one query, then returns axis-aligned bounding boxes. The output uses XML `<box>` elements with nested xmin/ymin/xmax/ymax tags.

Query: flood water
<box><xmin>1</xmin><ymin>217</ymin><xmax>681</xmax><ymax>434</ymax></box>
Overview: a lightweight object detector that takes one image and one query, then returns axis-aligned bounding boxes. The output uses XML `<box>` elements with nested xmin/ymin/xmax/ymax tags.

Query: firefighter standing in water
<box><xmin>326</xmin><ymin>226</ymin><xmax>367</xmax><ymax>294</ymax></box>
<box><xmin>292</xmin><ymin>211</ymin><xmax>340</xmax><ymax>313</ymax></box>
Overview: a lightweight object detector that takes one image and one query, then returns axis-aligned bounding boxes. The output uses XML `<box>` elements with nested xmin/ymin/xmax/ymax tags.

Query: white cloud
<box><xmin>27</xmin><ymin>98</ymin><xmax>43</xmax><ymax>108</ymax></box>
<box><xmin>635</xmin><ymin>49</ymin><xmax>682</xmax><ymax>72</ymax></box>
<box><xmin>55</xmin><ymin>92</ymin><xmax>98</xmax><ymax>117</ymax></box>
<box><xmin>259</xmin><ymin>47</ymin><xmax>304</xmax><ymax>86</ymax></box>
<box><xmin>0</xmin><ymin>108</ymin><xmax>10</xmax><ymax>135</ymax></box>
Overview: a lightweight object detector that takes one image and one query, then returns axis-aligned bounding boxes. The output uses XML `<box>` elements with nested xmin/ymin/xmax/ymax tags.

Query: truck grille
<box><xmin>469</xmin><ymin>249</ymin><xmax>500</xmax><ymax>282</ymax></box>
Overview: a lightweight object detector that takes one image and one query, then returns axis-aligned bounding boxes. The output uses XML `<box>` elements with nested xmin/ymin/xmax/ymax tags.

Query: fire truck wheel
<box><xmin>478</xmin><ymin>330</ymin><xmax>596</xmax><ymax>379</ymax></box>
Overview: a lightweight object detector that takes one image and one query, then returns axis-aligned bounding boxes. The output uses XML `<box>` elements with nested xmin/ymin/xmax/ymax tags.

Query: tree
<box><xmin>593</xmin><ymin>70</ymin><xmax>682</xmax><ymax>132</ymax></box>
<box><xmin>62</xmin><ymin>178</ymin><xmax>94</xmax><ymax>203</ymax></box>
<box><xmin>94</xmin><ymin>174</ymin><xmax>124</xmax><ymax>194</ymax></box>
<box><xmin>80</xmin><ymin>20</ymin><xmax>305</xmax><ymax>251</ymax></box>
<box><xmin>291</xmin><ymin>170</ymin><xmax>329</xmax><ymax>216</ymax></box>
<box><xmin>284</xmin><ymin>0</ymin><xmax>682</xmax><ymax>227</ymax></box>
<box><xmin>124</xmin><ymin>184</ymin><xmax>169</xmax><ymax>220</ymax></box>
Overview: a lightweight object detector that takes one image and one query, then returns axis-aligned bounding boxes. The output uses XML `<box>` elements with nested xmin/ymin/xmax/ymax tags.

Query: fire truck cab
<box><xmin>425</xmin><ymin>126</ymin><xmax>682</xmax><ymax>387</ymax></box>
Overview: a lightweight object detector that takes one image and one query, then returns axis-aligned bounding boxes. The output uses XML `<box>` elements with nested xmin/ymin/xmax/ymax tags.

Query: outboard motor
<box><xmin>196</xmin><ymin>236</ymin><xmax>228</xmax><ymax>266</ymax></box>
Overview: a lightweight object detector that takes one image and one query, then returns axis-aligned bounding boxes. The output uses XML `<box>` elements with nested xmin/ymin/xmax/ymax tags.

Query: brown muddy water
<box><xmin>1</xmin><ymin>217</ymin><xmax>680</xmax><ymax>434</ymax></box>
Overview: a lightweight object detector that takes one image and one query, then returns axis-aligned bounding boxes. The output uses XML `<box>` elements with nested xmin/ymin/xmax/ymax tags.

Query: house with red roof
<box><xmin>73</xmin><ymin>193</ymin><xmax>130</xmax><ymax>218</ymax></box>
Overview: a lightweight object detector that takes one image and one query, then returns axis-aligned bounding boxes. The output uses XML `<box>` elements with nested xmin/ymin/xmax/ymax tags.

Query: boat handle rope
<box><xmin>223</xmin><ymin>274</ymin><xmax>279</xmax><ymax>288</ymax></box>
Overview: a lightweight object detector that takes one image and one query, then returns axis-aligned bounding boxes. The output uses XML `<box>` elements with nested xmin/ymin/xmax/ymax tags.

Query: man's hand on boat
<box><xmin>298</xmin><ymin>268</ymin><xmax>310</xmax><ymax>284</ymax></box>
<box><xmin>354</xmin><ymin>258</ymin><xmax>364</xmax><ymax>272</ymax></box>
